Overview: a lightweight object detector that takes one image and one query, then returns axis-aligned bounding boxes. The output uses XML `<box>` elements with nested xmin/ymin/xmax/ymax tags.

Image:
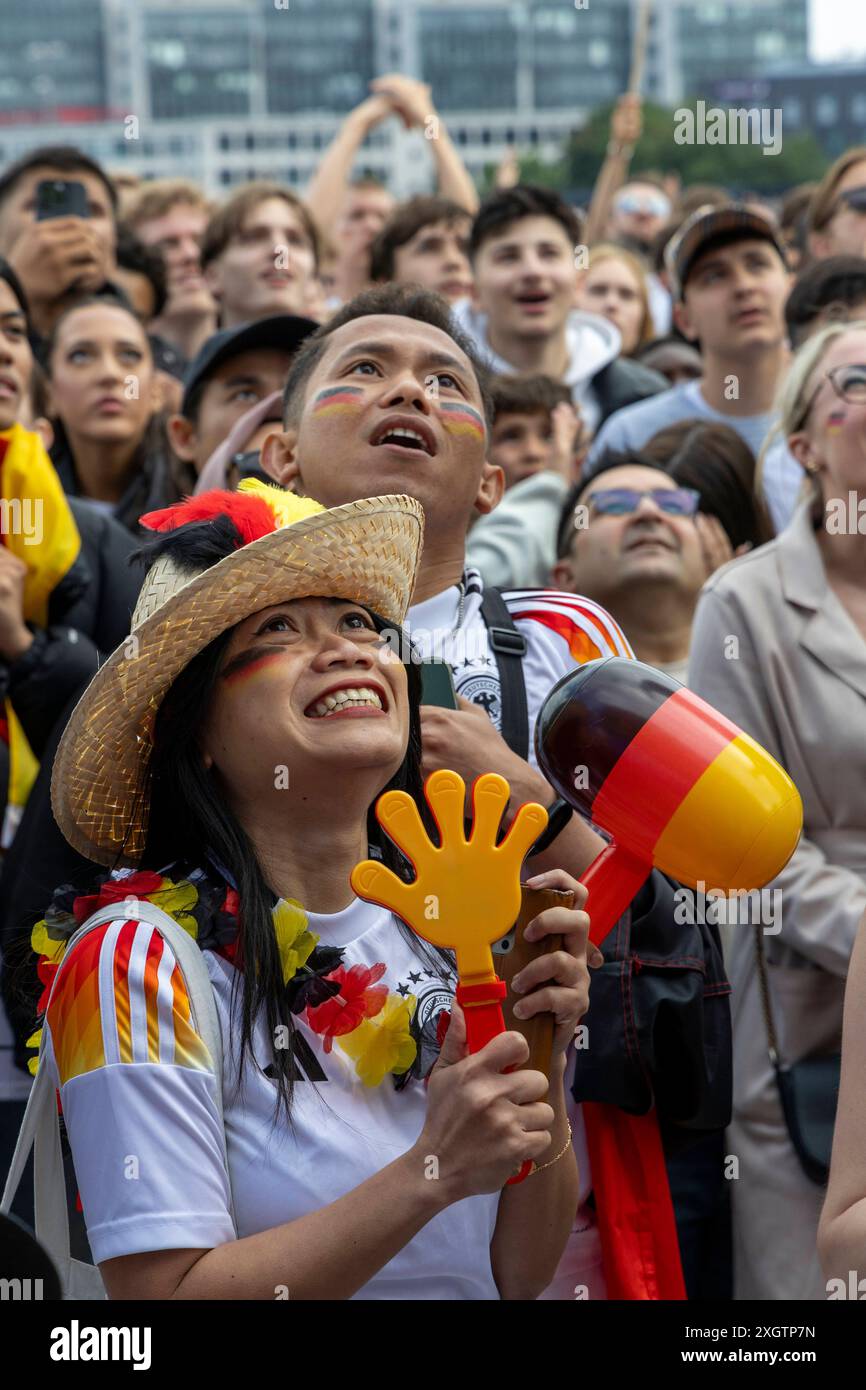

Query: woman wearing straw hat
<box><xmin>32</xmin><ymin>477</ymin><xmax>592</xmax><ymax>1300</ymax></box>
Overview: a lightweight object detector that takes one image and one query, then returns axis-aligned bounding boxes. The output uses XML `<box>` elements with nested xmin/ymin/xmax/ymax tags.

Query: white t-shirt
<box><xmin>407</xmin><ymin>569</ymin><xmax>633</xmax><ymax>769</ymax></box>
<box><xmin>44</xmin><ymin>897</ymin><xmax>501</xmax><ymax>1300</ymax></box>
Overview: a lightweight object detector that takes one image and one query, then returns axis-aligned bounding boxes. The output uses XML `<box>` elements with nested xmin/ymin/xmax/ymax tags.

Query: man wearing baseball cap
<box><xmin>587</xmin><ymin>204</ymin><xmax>791</xmax><ymax>471</ymax></box>
<box><xmin>167</xmin><ymin>312</ymin><xmax>317</xmax><ymax>493</ymax></box>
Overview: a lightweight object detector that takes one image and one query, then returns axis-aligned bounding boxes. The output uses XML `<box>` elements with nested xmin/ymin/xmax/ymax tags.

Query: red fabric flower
<box><xmin>140</xmin><ymin>490</ymin><xmax>276</xmax><ymax>546</ymax></box>
<box><xmin>36</xmin><ymin>956</ymin><xmax>59</xmax><ymax>1013</ymax></box>
<box><xmin>72</xmin><ymin>871</ymin><xmax>165</xmax><ymax>924</ymax></box>
<box><xmin>305</xmin><ymin>962</ymin><xmax>388</xmax><ymax>1052</ymax></box>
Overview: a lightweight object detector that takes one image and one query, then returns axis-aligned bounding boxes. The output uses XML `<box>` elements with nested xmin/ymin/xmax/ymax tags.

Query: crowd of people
<box><xmin>0</xmin><ymin>74</ymin><xmax>865</xmax><ymax>1302</ymax></box>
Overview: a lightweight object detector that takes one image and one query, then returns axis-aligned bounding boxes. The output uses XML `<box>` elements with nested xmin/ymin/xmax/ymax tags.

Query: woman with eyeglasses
<box><xmin>689</xmin><ymin>319</ymin><xmax>866</xmax><ymax>1301</ymax></box>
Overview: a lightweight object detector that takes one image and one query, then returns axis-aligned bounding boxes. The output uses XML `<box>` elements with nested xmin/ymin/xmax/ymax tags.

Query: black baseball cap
<box><xmin>180</xmin><ymin>314</ymin><xmax>318</xmax><ymax>417</ymax></box>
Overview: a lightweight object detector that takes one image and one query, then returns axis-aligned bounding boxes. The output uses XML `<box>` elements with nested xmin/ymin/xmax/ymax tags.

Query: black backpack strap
<box><xmin>479</xmin><ymin>587</ymin><xmax>529</xmax><ymax>761</ymax></box>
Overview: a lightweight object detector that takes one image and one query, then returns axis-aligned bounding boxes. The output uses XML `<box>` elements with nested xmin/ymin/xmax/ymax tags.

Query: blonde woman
<box><xmin>689</xmin><ymin>320</ymin><xmax>866</xmax><ymax>1300</ymax></box>
<box><xmin>576</xmin><ymin>244</ymin><xmax>655</xmax><ymax>357</ymax></box>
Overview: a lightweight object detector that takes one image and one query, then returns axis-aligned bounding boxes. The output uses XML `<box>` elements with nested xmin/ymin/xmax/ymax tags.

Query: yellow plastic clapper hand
<box><xmin>351</xmin><ymin>769</ymin><xmax>548</xmax><ymax>1050</ymax></box>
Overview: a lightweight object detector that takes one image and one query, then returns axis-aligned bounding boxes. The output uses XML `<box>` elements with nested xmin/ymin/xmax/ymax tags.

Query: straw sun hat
<box><xmin>50</xmin><ymin>479</ymin><xmax>425</xmax><ymax>868</ymax></box>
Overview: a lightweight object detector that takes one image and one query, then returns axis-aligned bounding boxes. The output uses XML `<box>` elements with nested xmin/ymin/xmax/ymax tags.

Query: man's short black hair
<box><xmin>0</xmin><ymin>145</ymin><xmax>118</xmax><ymax>217</ymax></box>
<box><xmin>469</xmin><ymin>185</ymin><xmax>582</xmax><ymax>263</ymax></box>
<box><xmin>785</xmin><ymin>255</ymin><xmax>866</xmax><ymax>348</ymax></box>
<box><xmin>555</xmin><ymin>447</ymin><xmax>665</xmax><ymax>557</ymax></box>
<box><xmin>281</xmin><ymin>283</ymin><xmax>494</xmax><ymax>430</ymax></box>
<box><xmin>116</xmin><ymin>226</ymin><xmax>168</xmax><ymax>319</ymax></box>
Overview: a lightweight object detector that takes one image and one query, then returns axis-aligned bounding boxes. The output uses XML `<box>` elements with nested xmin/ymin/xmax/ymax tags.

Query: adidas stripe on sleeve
<box><xmin>44</xmin><ymin>918</ymin><xmax>235</xmax><ymax>1264</ymax></box>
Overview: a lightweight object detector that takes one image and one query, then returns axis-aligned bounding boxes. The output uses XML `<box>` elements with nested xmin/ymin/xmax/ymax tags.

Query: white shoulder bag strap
<box><xmin>1</xmin><ymin>897</ymin><xmax>235</xmax><ymax>1298</ymax></box>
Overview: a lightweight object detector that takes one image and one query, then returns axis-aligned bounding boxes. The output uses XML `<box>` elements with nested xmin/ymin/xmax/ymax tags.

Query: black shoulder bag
<box><xmin>753</xmin><ymin>925</ymin><xmax>840</xmax><ymax>1186</ymax></box>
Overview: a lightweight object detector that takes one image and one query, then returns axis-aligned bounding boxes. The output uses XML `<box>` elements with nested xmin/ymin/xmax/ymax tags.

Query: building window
<box><xmin>816</xmin><ymin>95</ymin><xmax>839</xmax><ymax>127</ymax></box>
<box><xmin>851</xmin><ymin>94</ymin><xmax>866</xmax><ymax>123</ymax></box>
<box><xmin>755</xmin><ymin>32</ymin><xmax>785</xmax><ymax>60</ymax></box>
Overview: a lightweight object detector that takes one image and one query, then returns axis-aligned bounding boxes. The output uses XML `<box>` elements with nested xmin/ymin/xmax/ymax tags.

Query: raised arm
<box><xmin>304</xmin><ymin>94</ymin><xmax>395</xmax><ymax>232</ymax></box>
<box><xmin>583</xmin><ymin>94</ymin><xmax>643</xmax><ymax>248</ymax></box>
<box><xmin>371</xmin><ymin>74</ymin><xmax>480</xmax><ymax>213</ymax></box>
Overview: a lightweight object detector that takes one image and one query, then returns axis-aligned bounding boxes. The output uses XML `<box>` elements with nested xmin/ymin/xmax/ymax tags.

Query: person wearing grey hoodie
<box><xmin>452</xmin><ymin>186</ymin><xmax>666</xmax><ymax>438</ymax></box>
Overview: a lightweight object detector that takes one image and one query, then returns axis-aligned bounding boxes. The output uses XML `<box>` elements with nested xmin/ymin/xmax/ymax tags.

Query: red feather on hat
<box><xmin>139</xmin><ymin>489</ymin><xmax>279</xmax><ymax>547</ymax></box>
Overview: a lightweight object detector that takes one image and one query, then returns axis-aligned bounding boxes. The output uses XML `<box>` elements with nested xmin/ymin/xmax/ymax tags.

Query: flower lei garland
<box><xmin>29</xmin><ymin>862</ymin><xmax>420</xmax><ymax>1089</ymax></box>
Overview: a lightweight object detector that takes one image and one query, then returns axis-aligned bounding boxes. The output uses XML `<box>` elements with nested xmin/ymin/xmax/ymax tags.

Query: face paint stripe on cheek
<box><xmin>438</xmin><ymin>401</ymin><xmax>485</xmax><ymax>441</ymax></box>
<box><xmin>220</xmin><ymin>649</ymin><xmax>287</xmax><ymax>687</ymax></box>
<box><xmin>311</xmin><ymin>385</ymin><xmax>365</xmax><ymax>417</ymax></box>
<box><xmin>828</xmin><ymin>410</ymin><xmax>847</xmax><ymax>435</ymax></box>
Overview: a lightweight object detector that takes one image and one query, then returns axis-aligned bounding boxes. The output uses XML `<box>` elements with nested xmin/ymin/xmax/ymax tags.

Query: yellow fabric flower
<box><xmin>30</xmin><ymin>919</ymin><xmax>67</xmax><ymax>964</ymax></box>
<box><xmin>150</xmin><ymin>877</ymin><xmax>199</xmax><ymax>937</ymax></box>
<box><xmin>238</xmin><ymin>478</ymin><xmax>325</xmax><ymax>530</ymax></box>
<box><xmin>337</xmin><ymin>992</ymin><xmax>417</xmax><ymax>1087</ymax></box>
<box><xmin>26</xmin><ymin>1029</ymin><xmax>42</xmax><ymax>1075</ymax></box>
<box><xmin>273</xmin><ymin>899</ymin><xmax>319</xmax><ymax>984</ymax></box>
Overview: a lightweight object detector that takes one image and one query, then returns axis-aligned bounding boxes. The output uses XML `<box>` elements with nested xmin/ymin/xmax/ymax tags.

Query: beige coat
<box><xmin>689</xmin><ymin>501</ymin><xmax>866</xmax><ymax>1301</ymax></box>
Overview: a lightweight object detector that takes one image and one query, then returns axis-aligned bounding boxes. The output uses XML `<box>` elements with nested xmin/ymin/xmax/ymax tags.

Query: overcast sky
<box><xmin>811</xmin><ymin>0</ymin><xmax>866</xmax><ymax>60</ymax></box>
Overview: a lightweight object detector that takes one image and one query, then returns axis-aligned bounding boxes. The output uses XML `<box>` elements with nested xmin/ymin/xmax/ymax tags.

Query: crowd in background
<box><xmin>1</xmin><ymin>72</ymin><xmax>866</xmax><ymax>1301</ymax></box>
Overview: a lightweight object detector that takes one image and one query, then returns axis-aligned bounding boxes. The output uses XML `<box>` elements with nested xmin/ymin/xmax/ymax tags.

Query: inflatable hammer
<box><xmin>535</xmin><ymin>658</ymin><xmax>803</xmax><ymax>945</ymax></box>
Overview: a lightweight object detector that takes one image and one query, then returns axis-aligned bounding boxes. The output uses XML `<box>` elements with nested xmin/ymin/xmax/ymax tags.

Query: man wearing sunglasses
<box><xmin>609</xmin><ymin>181</ymin><xmax>673</xmax><ymax>255</ymax></box>
<box><xmin>552</xmin><ymin>458</ymin><xmax>714</xmax><ymax>685</ymax></box>
<box><xmin>808</xmin><ymin>147</ymin><xmax>866</xmax><ymax>261</ymax></box>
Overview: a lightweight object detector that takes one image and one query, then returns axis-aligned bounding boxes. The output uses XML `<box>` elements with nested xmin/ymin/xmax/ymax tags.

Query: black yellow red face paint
<box><xmin>310</xmin><ymin>384</ymin><xmax>485</xmax><ymax>442</ymax></box>
<box><xmin>311</xmin><ymin>385</ymin><xmax>365</xmax><ymax>418</ymax></box>
<box><xmin>220</xmin><ymin>647</ymin><xmax>286</xmax><ymax>687</ymax></box>
<box><xmin>438</xmin><ymin>400</ymin><xmax>485</xmax><ymax>441</ymax></box>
